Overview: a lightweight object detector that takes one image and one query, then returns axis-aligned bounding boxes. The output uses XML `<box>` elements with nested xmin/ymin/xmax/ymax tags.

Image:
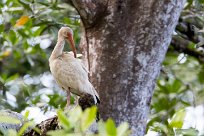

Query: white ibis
<box><xmin>49</xmin><ymin>27</ymin><xmax>100</xmax><ymax>107</ymax></box>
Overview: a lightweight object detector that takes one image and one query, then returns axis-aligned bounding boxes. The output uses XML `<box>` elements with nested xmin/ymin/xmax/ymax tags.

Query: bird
<box><xmin>49</xmin><ymin>27</ymin><xmax>100</xmax><ymax>107</ymax></box>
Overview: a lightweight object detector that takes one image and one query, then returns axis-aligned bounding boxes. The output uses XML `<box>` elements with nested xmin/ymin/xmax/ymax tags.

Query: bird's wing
<box><xmin>63</xmin><ymin>52</ymin><xmax>89</xmax><ymax>74</ymax></box>
<box><xmin>55</xmin><ymin>58</ymin><xmax>88</xmax><ymax>91</ymax></box>
<box><xmin>52</xmin><ymin>55</ymin><xmax>99</xmax><ymax>103</ymax></box>
<box><xmin>76</xmin><ymin>58</ymin><xmax>89</xmax><ymax>74</ymax></box>
<box><xmin>75</xmin><ymin>59</ymin><xmax>100</xmax><ymax>103</ymax></box>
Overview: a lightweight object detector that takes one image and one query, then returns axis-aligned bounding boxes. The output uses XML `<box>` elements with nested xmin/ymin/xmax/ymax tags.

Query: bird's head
<box><xmin>58</xmin><ymin>27</ymin><xmax>76</xmax><ymax>58</ymax></box>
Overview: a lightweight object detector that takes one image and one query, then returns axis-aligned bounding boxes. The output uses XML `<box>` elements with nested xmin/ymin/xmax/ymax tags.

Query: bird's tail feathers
<box><xmin>95</xmin><ymin>95</ymin><xmax>100</xmax><ymax>104</ymax></box>
<box><xmin>89</xmin><ymin>83</ymin><xmax>100</xmax><ymax>104</ymax></box>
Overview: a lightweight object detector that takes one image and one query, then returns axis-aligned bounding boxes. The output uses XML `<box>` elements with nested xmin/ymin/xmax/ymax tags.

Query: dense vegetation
<box><xmin>0</xmin><ymin>0</ymin><xmax>204</xmax><ymax>135</ymax></box>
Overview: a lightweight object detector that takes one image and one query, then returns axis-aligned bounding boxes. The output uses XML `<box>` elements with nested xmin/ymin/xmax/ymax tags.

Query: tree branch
<box><xmin>176</xmin><ymin>12</ymin><xmax>204</xmax><ymax>45</ymax></box>
<box><xmin>171</xmin><ymin>36</ymin><xmax>204</xmax><ymax>63</ymax></box>
<box><xmin>70</xmin><ymin>0</ymin><xmax>108</xmax><ymax>28</ymax></box>
<box><xmin>24</xmin><ymin>116</ymin><xmax>59</xmax><ymax>136</ymax></box>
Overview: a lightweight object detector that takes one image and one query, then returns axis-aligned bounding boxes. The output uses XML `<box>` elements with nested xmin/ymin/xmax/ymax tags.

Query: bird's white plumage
<box><xmin>49</xmin><ymin>27</ymin><xmax>100</xmax><ymax>104</ymax></box>
<box><xmin>49</xmin><ymin>52</ymin><xmax>99</xmax><ymax>103</ymax></box>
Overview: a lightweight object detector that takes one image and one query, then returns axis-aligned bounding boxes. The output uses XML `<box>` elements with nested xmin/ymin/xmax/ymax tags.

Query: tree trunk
<box><xmin>70</xmin><ymin>0</ymin><xmax>186</xmax><ymax>135</ymax></box>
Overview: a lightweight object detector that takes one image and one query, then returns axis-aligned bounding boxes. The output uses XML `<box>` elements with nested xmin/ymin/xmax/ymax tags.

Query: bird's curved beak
<box><xmin>67</xmin><ymin>33</ymin><xmax>77</xmax><ymax>58</ymax></box>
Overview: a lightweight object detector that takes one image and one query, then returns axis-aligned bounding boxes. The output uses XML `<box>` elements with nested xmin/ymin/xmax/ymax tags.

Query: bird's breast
<box><xmin>49</xmin><ymin>54</ymin><xmax>93</xmax><ymax>97</ymax></box>
<box><xmin>49</xmin><ymin>57</ymin><xmax>80</xmax><ymax>92</ymax></box>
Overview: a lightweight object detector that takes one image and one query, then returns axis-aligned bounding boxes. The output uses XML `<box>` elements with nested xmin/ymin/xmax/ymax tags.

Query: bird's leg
<box><xmin>73</xmin><ymin>95</ymin><xmax>79</xmax><ymax>108</ymax></box>
<box><xmin>66</xmin><ymin>88</ymin><xmax>71</xmax><ymax>107</ymax></box>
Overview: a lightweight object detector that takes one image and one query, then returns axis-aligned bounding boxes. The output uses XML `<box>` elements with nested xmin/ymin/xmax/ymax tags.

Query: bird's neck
<box><xmin>50</xmin><ymin>37</ymin><xmax>65</xmax><ymax>59</ymax></box>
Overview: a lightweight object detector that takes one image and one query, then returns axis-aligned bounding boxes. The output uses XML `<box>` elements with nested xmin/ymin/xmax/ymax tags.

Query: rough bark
<box><xmin>70</xmin><ymin>0</ymin><xmax>186</xmax><ymax>135</ymax></box>
<box><xmin>24</xmin><ymin>116</ymin><xmax>59</xmax><ymax>136</ymax></box>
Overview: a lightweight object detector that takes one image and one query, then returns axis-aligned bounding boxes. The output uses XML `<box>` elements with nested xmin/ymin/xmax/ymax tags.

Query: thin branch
<box><xmin>24</xmin><ymin>116</ymin><xmax>59</xmax><ymax>136</ymax></box>
<box><xmin>171</xmin><ymin>36</ymin><xmax>204</xmax><ymax>63</ymax></box>
<box><xmin>176</xmin><ymin>14</ymin><xmax>204</xmax><ymax>45</ymax></box>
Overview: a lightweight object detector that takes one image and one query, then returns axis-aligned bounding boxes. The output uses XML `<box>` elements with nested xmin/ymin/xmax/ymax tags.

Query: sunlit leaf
<box><xmin>0</xmin><ymin>115</ymin><xmax>21</xmax><ymax>124</ymax></box>
<box><xmin>175</xmin><ymin>128</ymin><xmax>199</xmax><ymax>136</ymax></box>
<box><xmin>152</xmin><ymin>122</ymin><xmax>169</xmax><ymax>134</ymax></box>
<box><xmin>105</xmin><ymin>119</ymin><xmax>117</xmax><ymax>136</ymax></box>
<box><xmin>33</xmin><ymin>26</ymin><xmax>46</xmax><ymax>36</ymax></box>
<box><xmin>17</xmin><ymin>0</ymin><xmax>32</xmax><ymax>11</ymax></box>
<box><xmin>0</xmin><ymin>50</ymin><xmax>11</xmax><ymax>59</ymax></box>
<box><xmin>169</xmin><ymin>109</ymin><xmax>186</xmax><ymax>129</ymax></box>
<box><xmin>6</xmin><ymin>74</ymin><xmax>19</xmax><ymax>82</ymax></box>
<box><xmin>117</xmin><ymin>122</ymin><xmax>130</xmax><ymax>136</ymax></box>
<box><xmin>171</xmin><ymin>79</ymin><xmax>182</xmax><ymax>93</ymax></box>
<box><xmin>47</xmin><ymin>130</ymin><xmax>68</xmax><ymax>136</ymax></box>
<box><xmin>14</xmin><ymin>16</ymin><xmax>30</xmax><ymax>27</ymax></box>
<box><xmin>23</xmin><ymin>110</ymin><xmax>30</xmax><ymax>119</ymax></box>
<box><xmin>57</xmin><ymin>110</ymin><xmax>71</xmax><ymax>130</ymax></box>
<box><xmin>185</xmin><ymin>0</ymin><xmax>193</xmax><ymax>9</ymax></box>
<box><xmin>26</xmin><ymin>55</ymin><xmax>35</xmax><ymax>66</ymax></box>
<box><xmin>17</xmin><ymin>121</ymin><xmax>35</xmax><ymax>136</ymax></box>
<box><xmin>6</xmin><ymin>129</ymin><xmax>17</xmax><ymax>136</ymax></box>
<box><xmin>68</xmin><ymin>106</ymin><xmax>82</xmax><ymax>125</ymax></box>
<box><xmin>98</xmin><ymin>121</ymin><xmax>106</xmax><ymax>135</ymax></box>
<box><xmin>17</xmin><ymin>29</ymin><xmax>29</xmax><ymax>37</ymax></box>
<box><xmin>81</xmin><ymin>106</ymin><xmax>97</xmax><ymax>131</ymax></box>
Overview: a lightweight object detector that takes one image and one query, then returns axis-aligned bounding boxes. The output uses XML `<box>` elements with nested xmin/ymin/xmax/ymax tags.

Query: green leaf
<box><xmin>23</xmin><ymin>110</ymin><xmax>30</xmax><ymax>120</ymax></box>
<box><xmin>117</xmin><ymin>122</ymin><xmax>130</xmax><ymax>136</ymax></box>
<box><xmin>57</xmin><ymin>110</ymin><xmax>71</xmax><ymax>130</ymax></box>
<box><xmin>0</xmin><ymin>25</ymin><xmax>4</xmax><ymax>33</ymax></box>
<box><xmin>6</xmin><ymin>74</ymin><xmax>19</xmax><ymax>82</ymax></box>
<box><xmin>64</xmin><ymin>17</ymin><xmax>71</xmax><ymax>24</ymax></box>
<box><xmin>17</xmin><ymin>29</ymin><xmax>29</xmax><ymax>38</ymax></box>
<box><xmin>152</xmin><ymin>122</ymin><xmax>169</xmax><ymax>134</ymax></box>
<box><xmin>38</xmin><ymin>2</ymin><xmax>50</xmax><ymax>6</ymax></box>
<box><xmin>17</xmin><ymin>0</ymin><xmax>32</xmax><ymax>11</ymax></box>
<box><xmin>68</xmin><ymin>106</ymin><xmax>82</xmax><ymax>125</ymax></box>
<box><xmin>8</xmin><ymin>30</ymin><xmax>17</xmax><ymax>45</ymax></box>
<box><xmin>47</xmin><ymin>130</ymin><xmax>68</xmax><ymax>136</ymax></box>
<box><xmin>105</xmin><ymin>119</ymin><xmax>117</xmax><ymax>136</ymax></box>
<box><xmin>14</xmin><ymin>16</ymin><xmax>30</xmax><ymax>27</ymax></box>
<box><xmin>0</xmin><ymin>115</ymin><xmax>21</xmax><ymax>124</ymax></box>
<box><xmin>7</xmin><ymin>129</ymin><xmax>17</xmax><ymax>136</ymax></box>
<box><xmin>185</xmin><ymin>0</ymin><xmax>193</xmax><ymax>9</ymax></box>
<box><xmin>81</xmin><ymin>106</ymin><xmax>97</xmax><ymax>131</ymax></box>
<box><xmin>98</xmin><ymin>121</ymin><xmax>106</xmax><ymax>135</ymax></box>
<box><xmin>199</xmin><ymin>0</ymin><xmax>204</xmax><ymax>4</ymax></box>
<box><xmin>33</xmin><ymin>26</ymin><xmax>46</xmax><ymax>36</ymax></box>
<box><xmin>171</xmin><ymin>79</ymin><xmax>182</xmax><ymax>93</ymax></box>
<box><xmin>198</xmin><ymin>68</ymin><xmax>204</xmax><ymax>83</ymax></box>
<box><xmin>169</xmin><ymin>109</ymin><xmax>186</xmax><ymax>129</ymax></box>
<box><xmin>187</xmin><ymin>42</ymin><xmax>196</xmax><ymax>49</ymax></box>
<box><xmin>175</xmin><ymin>128</ymin><xmax>199</xmax><ymax>136</ymax></box>
<box><xmin>17</xmin><ymin>121</ymin><xmax>35</xmax><ymax>136</ymax></box>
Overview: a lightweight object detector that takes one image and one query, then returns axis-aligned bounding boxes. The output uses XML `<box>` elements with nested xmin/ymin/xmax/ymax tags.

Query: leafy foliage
<box><xmin>0</xmin><ymin>0</ymin><xmax>80</xmax><ymax>112</ymax></box>
<box><xmin>0</xmin><ymin>0</ymin><xmax>204</xmax><ymax>136</ymax></box>
<box><xmin>0</xmin><ymin>107</ymin><xmax>130</xmax><ymax>136</ymax></box>
<box><xmin>147</xmin><ymin>0</ymin><xmax>204</xmax><ymax>135</ymax></box>
<box><xmin>48</xmin><ymin>107</ymin><xmax>130</xmax><ymax>136</ymax></box>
